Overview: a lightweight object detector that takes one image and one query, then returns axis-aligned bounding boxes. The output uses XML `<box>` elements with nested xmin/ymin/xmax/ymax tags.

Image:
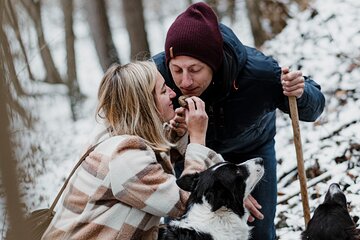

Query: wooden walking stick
<box><xmin>288</xmin><ymin>96</ymin><xmax>311</xmax><ymax>226</ymax></box>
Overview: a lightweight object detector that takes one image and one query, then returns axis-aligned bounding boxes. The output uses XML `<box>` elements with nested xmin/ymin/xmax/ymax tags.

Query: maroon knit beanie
<box><xmin>165</xmin><ymin>2</ymin><xmax>223</xmax><ymax>71</ymax></box>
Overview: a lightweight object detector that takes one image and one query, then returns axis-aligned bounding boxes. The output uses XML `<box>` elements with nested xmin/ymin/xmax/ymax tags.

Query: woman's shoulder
<box><xmin>95</xmin><ymin>135</ymin><xmax>150</xmax><ymax>157</ymax></box>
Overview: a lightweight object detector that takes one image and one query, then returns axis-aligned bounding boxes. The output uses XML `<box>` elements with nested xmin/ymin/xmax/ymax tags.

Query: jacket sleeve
<box><xmin>296</xmin><ymin>77</ymin><xmax>325</xmax><ymax>121</ymax></box>
<box><xmin>247</xmin><ymin>45</ymin><xmax>325</xmax><ymax>122</ymax></box>
<box><xmin>278</xmin><ymin>76</ymin><xmax>325</xmax><ymax>122</ymax></box>
<box><xmin>109</xmin><ymin>142</ymin><xmax>223</xmax><ymax>218</ymax></box>
<box><xmin>181</xmin><ymin>143</ymin><xmax>224</xmax><ymax>176</ymax></box>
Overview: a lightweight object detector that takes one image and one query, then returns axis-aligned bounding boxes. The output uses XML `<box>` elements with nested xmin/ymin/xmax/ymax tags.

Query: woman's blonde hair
<box><xmin>96</xmin><ymin>61</ymin><xmax>171</xmax><ymax>152</ymax></box>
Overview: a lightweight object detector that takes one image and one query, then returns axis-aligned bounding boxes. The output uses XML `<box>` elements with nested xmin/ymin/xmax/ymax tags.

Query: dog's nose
<box><xmin>329</xmin><ymin>183</ymin><xmax>341</xmax><ymax>192</ymax></box>
<box><xmin>254</xmin><ymin>157</ymin><xmax>264</xmax><ymax>166</ymax></box>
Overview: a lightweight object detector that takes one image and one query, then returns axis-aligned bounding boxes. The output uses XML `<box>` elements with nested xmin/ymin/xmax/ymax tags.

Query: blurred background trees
<box><xmin>1</xmin><ymin>0</ymin><xmax>311</xmax><ymax>135</ymax></box>
<box><xmin>1</xmin><ymin>0</ymin><xmax>309</xmax><ymax>125</ymax></box>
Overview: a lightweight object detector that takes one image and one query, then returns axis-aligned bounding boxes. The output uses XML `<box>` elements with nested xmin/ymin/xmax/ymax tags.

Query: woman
<box><xmin>42</xmin><ymin>61</ymin><xmax>223</xmax><ymax>240</ymax></box>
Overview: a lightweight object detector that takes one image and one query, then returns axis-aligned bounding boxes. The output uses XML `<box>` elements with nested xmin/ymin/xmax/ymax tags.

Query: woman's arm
<box><xmin>109</xmin><ymin>141</ymin><xmax>189</xmax><ymax>218</ymax></box>
<box><xmin>109</xmin><ymin>136</ymin><xmax>223</xmax><ymax>218</ymax></box>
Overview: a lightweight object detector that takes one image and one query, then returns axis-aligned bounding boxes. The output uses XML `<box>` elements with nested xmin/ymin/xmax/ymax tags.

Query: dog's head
<box><xmin>176</xmin><ymin>157</ymin><xmax>264</xmax><ymax>217</ymax></box>
<box><xmin>302</xmin><ymin>183</ymin><xmax>360</xmax><ymax>240</ymax></box>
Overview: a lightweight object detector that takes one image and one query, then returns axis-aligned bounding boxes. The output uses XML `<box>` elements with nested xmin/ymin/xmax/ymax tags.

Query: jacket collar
<box><xmin>202</xmin><ymin>24</ymin><xmax>248</xmax><ymax>104</ymax></box>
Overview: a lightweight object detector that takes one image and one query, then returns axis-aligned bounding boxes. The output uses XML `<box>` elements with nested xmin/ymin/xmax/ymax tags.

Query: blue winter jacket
<box><xmin>153</xmin><ymin>24</ymin><xmax>325</xmax><ymax>162</ymax></box>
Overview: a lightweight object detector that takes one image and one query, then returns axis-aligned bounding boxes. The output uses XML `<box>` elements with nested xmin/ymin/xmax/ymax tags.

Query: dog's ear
<box><xmin>176</xmin><ymin>173</ymin><xmax>200</xmax><ymax>192</ymax></box>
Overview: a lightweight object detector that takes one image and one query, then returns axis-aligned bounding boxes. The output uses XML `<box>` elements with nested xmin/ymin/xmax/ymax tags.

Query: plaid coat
<box><xmin>42</xmin><ymin>134</ymin><xmax>223</xmax><ymax>240</ymax></box>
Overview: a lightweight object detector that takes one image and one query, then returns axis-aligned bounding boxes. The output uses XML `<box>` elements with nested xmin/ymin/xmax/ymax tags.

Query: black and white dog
<box><xmin>159</xmin><ymin>157</ymin><xmax>264</xmax><ymax>240</ymax></box>
<box><xmin>302</xmin><ymin>183</ymin><xmax>360</xmax><ymax>240</ymax></box>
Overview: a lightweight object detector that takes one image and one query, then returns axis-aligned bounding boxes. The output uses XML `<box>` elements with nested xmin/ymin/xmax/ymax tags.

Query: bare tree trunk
<box><xmin>227</xmin><ymin>0</ymin><xmax>236</xmax><ymax>24</ymax></box>
<box><xmin>0</xmin><ymin>27</ymin><xmax>26</xmax><ymax>96</ymax></box>
<box><xmin>245</xmin><ymin>0</ymin><xmax>268</xmax><ymax>48</ymax></box>
<box><xmin>122</xmin><ymin>0</ymin><xmax>150</xmax><ymax>60</ymax></box>
<box><xmin>0</xmin><ymin>21</ymin><xmax>31</xmax><ymax>127</ymax></box>
<box><xmin>0</xmin><ymin>3</ymin><xmax>28</xmax><ymax>239</ymax></box>
<box><xmin>0</xmin><ymin>4</ymin><xmax>31</xmax><ymax>126</ymax></box>
<box><xmin>293</xmin><ymin>0</ymin><xmax>309</xmax><ymax>11</ymax></box>
<box><xmin>85</xmin><ymin>0</ymin><xmax>120</xmax><ymax>72</ymax></box>
<box><xmin>1</xmin><ymin>1</ymin><xmax>27</xmax><ymax>97</ymax></box>
<box><xmin>5</xmin><ymin>0</ymin><xmax>35</xmax><ymax>81</ymax></box>
<box><xmin>20</xmin><ymin>0</ymin><xmax>63</xmax><ymax>84</ymax></box>
<box><xmin>261</xmin><ymin>0</ymin><xmax>289</xmax><ymax>37</ymax></box>
<box><xmin>62</xmin><ymin>0</ymin><xmax>83</xmax><ymax>121</ymax></box>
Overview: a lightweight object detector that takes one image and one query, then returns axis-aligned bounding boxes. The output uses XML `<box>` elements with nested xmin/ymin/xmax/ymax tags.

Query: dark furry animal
<box><xmin>159</xmin><ymin>157</ymin><xmax>264</xmax><ymax>240</ymax></box>
<box><xmin>302</xmin><ymin>183</ymin><xmax>360</xmax><ymax>240</ymax></box>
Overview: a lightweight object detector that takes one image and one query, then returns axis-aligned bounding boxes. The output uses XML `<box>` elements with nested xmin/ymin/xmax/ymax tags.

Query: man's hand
<box><xmin>244</xmin><ymin>194</ymin><xmax>264</xmax><ymax>222</ymax></box>
<box><xmin>281</xmin><ymin>67</ymin><xmax>305</xmax><ymax>98</ymax></box>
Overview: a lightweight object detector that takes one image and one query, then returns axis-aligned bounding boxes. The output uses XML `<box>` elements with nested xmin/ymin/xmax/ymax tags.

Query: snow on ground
<box><xmin>264</xmin><ymin>0</ymin><xmax>360</xmax><ymax>237</ymax></box>
<box><xmin>1</xmin><ymin>0</ymin><xmax>360</xmax><ymax>239</ymax></box>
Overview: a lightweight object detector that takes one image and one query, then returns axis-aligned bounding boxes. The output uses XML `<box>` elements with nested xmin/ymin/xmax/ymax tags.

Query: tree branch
<box><xmin>5</xmin><ymin>0</ymin><xmax>35</xmax><ymax>81</ymax></box>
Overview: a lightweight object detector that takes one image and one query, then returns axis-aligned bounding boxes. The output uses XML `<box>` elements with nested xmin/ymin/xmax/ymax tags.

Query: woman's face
<box><xmin>169</xmin><ymin>55</ymin><xmax>213</xmax><ymax>96</ymax></box>
<box><xmin>154</xmin><ymin>72</ymin><xmax>176</xmax><ymax>122</ymax></box>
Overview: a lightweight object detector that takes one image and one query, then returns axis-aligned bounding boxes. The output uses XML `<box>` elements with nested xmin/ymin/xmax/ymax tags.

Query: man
<box><xmin>153</xmin><ymin>2</ymin><xmax>325</xmax><ymax>240</ymax></box>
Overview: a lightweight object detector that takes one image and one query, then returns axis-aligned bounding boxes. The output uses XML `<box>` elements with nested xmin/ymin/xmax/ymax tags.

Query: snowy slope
<box><xmin>263</xmin><ymin>0</ymin><xmax>360</xmax><ymax>238</ymax></box>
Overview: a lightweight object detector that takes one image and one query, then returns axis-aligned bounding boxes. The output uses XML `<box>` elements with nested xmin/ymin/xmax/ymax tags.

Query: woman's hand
<box><xmin>184</xmin><ymin>97</ymin><xmax>208</xmax><ymax>145</ymax></box>
<box><xmin>169</xmin><ymin>107</ymin><xmax>187</xmax><ymax>138</ymax></box>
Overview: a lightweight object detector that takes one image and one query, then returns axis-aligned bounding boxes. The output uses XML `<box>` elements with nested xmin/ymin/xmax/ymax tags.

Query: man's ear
<box><xmin>176</xmin><ymin>173</ymin><xmax>200</xmax><ymax>192</ymax></box>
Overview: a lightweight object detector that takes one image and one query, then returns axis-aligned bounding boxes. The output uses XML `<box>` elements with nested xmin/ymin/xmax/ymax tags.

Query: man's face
<box><xmin>169</xmin><ymin>56</ymin><xmax>213</xmax><ymax>96</ymax></box>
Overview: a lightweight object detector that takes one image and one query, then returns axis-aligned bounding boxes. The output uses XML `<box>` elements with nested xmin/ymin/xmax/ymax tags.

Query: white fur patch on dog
<box><xmin>329</xmin><ymin>183</ymin><xmax>341</xmax><ymax>196</ymax></box>
<box><xmin>170</xmin><ymin>196</ymin><xmax>252</xmax><ymax>240</ymax></box>
<box><xmin>211</xmin><ymin>162</ymin><xmax>230</xmax><ymax>171</ymax></box>
<box><xmin>241</xmin><ymin>159</ymin><xmax>265</xmax><ymax>196</ymax></box>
